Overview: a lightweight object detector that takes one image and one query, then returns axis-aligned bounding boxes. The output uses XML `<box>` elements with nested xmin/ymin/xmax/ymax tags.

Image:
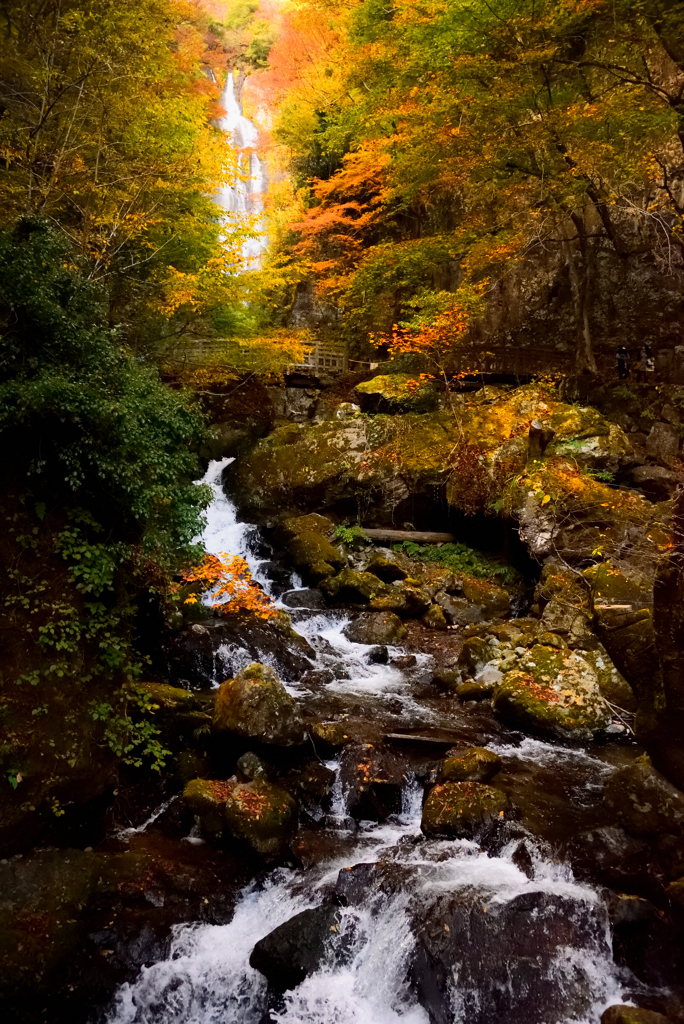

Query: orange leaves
<box><xmin>174</xmin><ymin>552</ymin><xmax>276</xmax><ymax>619</ymax></box>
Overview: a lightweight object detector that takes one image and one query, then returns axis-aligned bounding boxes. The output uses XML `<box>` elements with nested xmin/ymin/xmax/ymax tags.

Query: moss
<box><xmin>223</xmin><ymin>779</ymin><xmax>298</xmax><ymax>858</ymax></box>
<box><xmin>459</xmin><ymin>636</ymin><xmax>495</xmax><ymax>677</ymax></box>
<box><xmin>320</xmin><ymin>568</ymin><xmax>389</xmax><ymax>604</ymax></box>
<box><xmin>354</xmin><ymin>373</ymin><xmax>438</xmax><ymax>413</ymax></box>
<box><xmin>213</xmin><ymin>663</ymin><xmax>306</xmax><ymax>747</ymax></box>
<box><xmin>421</xmin><ymin>781</ymin><xmax>510</xmax><ymax>838</ymax></box>
<box><xmin>422</xmin><ymin>604</ymin><xmax>448</xmax><ymax>629</ymax></box>
<box><xmin>492</xmin><ymin>645</ymin><xmax>611</xmax><ymax>738</ymax></box>
<box><xmin>287</xmin><ymin>530</ymin><xmax>345</xmax><ymax>573</ymax></box>
<box><xmin>439</xmin><ymin>747</ymin><xmax>501</xmax><ymax>783</ymax></box>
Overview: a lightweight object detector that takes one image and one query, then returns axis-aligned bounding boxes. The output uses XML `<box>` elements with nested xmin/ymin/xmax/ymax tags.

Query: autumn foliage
<box><xmin>175</xmin><ymin>552</ymin><xmax>277</xmax><ymax>619</ymax></box>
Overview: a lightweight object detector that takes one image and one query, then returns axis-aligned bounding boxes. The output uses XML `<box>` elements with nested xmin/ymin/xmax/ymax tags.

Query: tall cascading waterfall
<box><xmin>215</xmin><ymin>72</ymin><xmax>267</xmax><ymax>267</ymax></box>
<box><xmin>104</xmin><ymin>460</ymin><xmax>648</xmax><ymax>1024</ymax></box>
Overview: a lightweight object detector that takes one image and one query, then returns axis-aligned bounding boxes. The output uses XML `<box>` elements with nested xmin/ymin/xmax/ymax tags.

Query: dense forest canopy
<box><xmin>250</xmin><ymin>0</ymin><xmax>684</xmax><ymax>371</ymax></box>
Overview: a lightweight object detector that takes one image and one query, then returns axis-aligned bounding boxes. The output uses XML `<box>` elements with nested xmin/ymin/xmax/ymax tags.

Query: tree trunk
<box><xmin>562</xmin><ymin>217</ymin><xmax>597</xmax><ymax>375</ymax></box>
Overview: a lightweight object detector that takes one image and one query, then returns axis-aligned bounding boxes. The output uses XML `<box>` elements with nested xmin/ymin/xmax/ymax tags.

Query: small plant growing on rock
<box><xmin>334</xmin><ymin>524</ymin><xmax>371</xmax><ymax>547</ymax></box>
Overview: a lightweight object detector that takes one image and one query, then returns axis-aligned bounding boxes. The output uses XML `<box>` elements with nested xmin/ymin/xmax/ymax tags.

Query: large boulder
<box><xmin>249</xmin><ymin>904</ymin><xmax>349</xmax><ymax>990</ymax></box>
<box><xmin>421</xmin><ymin>781</ymin><xmax>510</xmax><ymax>838</ymax></box>
<box><xmin>354</xmin><ymin>373</ymin><xmax>439</xmax><ymax>413</ymax></box>
<box><xmin>183</xmin><ymin>776</ymin><xmax>298</xmax><ymax>857</ymax></box>
<box><xmin>603</xmin><ymin>760</ymin><xmax>684</xmax><ymax>836</ymax></box>
<box><xmin>492</xmin><ymin>645</ymin><xmax>611</xmax><ymax>739</ymax></box>
<box><xmin>412</xmin><ymin>888</ymin><xmax>608</xmax><ymax>1024</ymax></box>
<box><xmin>213</xmin><ymin>663</ymin><xmax>307</xmax><ymax>747</ymax></box>
<box><xmin>321</xmin><ymin>568</ymin><xmax>391</xmax><ymax>604</ymax></box>
<box><xmin>343</xmin><ymin>611</ymin><xmax>407</xmax><ymax>645</ymax></box>
<box><xmin>439</xmin><ymin>747</ymin><xmax>502</xmax><ymax>784</ymax></box>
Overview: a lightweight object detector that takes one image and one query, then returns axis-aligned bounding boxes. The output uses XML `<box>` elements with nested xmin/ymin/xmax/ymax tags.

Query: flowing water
<box><xmin>215</xmin><ymin>74</ymin><xmax>266</xmax><ymax>267</ymax></box>
<box><xmin>107</xmin><ymin>460</ymin><xmax>645</xmax><ymax>1024</ymax></box>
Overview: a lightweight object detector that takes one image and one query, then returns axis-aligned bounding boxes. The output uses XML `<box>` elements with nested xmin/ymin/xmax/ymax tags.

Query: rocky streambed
<box><xmin>4</xmin><ymin>378</ymin><xmax>684</xmax><ymax>1024</ymax></box>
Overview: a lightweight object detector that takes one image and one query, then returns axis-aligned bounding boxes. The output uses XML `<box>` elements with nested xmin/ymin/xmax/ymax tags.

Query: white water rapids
<box><xmin>107</xmin><ymin>460</ymin><xmax>639</xmax><ymax>1024</ymax></box>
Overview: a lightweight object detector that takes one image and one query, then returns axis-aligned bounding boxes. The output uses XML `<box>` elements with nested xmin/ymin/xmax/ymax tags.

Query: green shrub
<box><xmin>393</xmin><ymin>540</ymin><xmax>519</xmax><ymax>585</ymax></box>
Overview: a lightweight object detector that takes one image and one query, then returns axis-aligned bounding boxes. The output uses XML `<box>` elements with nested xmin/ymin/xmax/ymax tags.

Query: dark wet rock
<box><xmin>339</xmin><ymin>744</ymin><xmax>406</xmax><ymax>821</ymax></box>
<box><xmin>646</xmin><ymin>422</ymin><xmax>680</xmax><ymax>466</ymax></box>
<box><xmin>299</xmin><ymin>667</ymin><xmax>336</xmax><ymax>688</ymax></box>
<box><xmin>421</xmin><ymin>781</ymin><xmax>510</xmax><ymax>839</ymax></box>
<box><xmin>237</xmin><ymin>751</ymin><xmax>271</xmax><ymax>781</ymax></box>
<box><xmin>412</xmin><ymin>889</ymin><xmax>608</xmax><ymax>1024</ymax></box>
<box><xmin>666</xmin><ymin>876</ymin><xmax>684</xmax><ymax>908</ymax></box>
<box><xmin>439</xmin><ymin>747</ymin><xmax>502</xmax><ymax>783</ymax></box>
<box><xmin>630</xmin><ymin>465</ymin><xmax>684</xmax><ymax>501</ymax></box>
<box><xmin>492</xmin><ymin>645</ymin><xmax>611</xmax><ymax>739</ymax></box>
<box><xmin>527</xmin><ymin>419</ymin><xmax>555</xmax><ymax>460</ymax></box>
<box><xmin>392</xmin><ymin>654</ymin><xmax>417</xmax><ymax>669</ymax></box>
<box><xmin>585</xmin><ymin>565</ymin><xmax>659</xmax><ymax>723</ymax></box>
<box><xmin>213</xmin><ymin>663</ymin><xmax>307</xmax><ymax>747</ymax></box>
<box><xmin>282</xmin><ymin>761</ymin><xmax>335</xmax><ymax>815</ymax></box>
<box><xmin>367</xmin><ymin>644</ymin><xmax>389</xmax><ymax>664</ymax></box>
<box><xmin>602</xmin><ymin>1006</ymin><xmax>672</xmax><ymax>1024</ymax></box>
<box><xmin>0</xmin><ymin>843</ymin><xmax>246</xmax><ymax>1024</ymax></box>
<box><xmin>566</xmin><ymin>826</ymin><xmax>649</xmax><ymax>886</ymax></box>
<box><xmin>281</xmin><ymin>588</ymin><xmax>327</xmax><ymax>609</ymax></box>
<box><xmin>422</xmin><ymin>603</ymin><xmax>448</xmax><ymax>629</ymax></box>
<box><xmin>249</xmin><ymin>903</ymin><xmax>349</xmax><ymax>991</ymax></box>
<box><xmin>164</xmin><ymin>613</ymin><xmax>313</xmax><ymax>688</ymax></box>
<box><xmin>604</xmin><ymin>760</ymin><xmax>684</xmax><ymax>836</ymax></box>
<box><xmin>343</xmin><ymin>611</ymin><xmax>407</xmax><ymax>645</ymax></box>
<box><xmin>335</xmin><ymin>860</ymin><xmax>420</xmax><ymax>907</ymax></box>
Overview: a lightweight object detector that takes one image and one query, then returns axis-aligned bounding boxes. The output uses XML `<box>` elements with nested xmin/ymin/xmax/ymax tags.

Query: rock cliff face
<box><xmin>227</xmin><ymin>378</ymin><xmax>683</xmax><ymax>779</ymax></box>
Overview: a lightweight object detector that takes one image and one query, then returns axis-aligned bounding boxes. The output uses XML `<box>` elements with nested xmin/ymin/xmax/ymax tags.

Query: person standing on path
<box><xmin>616</xmin><ymin>345</ymin><xmax>630</xmax><ymax>379</ymax></box>
<box><xmin>637</xmin><ymin>342</ymin><xmax>656</xmax><ymax>382</ymax></box>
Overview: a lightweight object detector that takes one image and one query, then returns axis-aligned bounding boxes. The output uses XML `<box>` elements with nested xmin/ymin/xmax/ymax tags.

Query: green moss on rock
<box><xmin>213</xmin><ymin>663</ymin><xmax>306</xmax><ymax>747</ymax></box>
<box><xmin>492</xmin><ymin>645</ymin><xmax>611</xmax><ymax>738</ymax></box>
<box><xmin>439</xmin><ymin>747</ymin><xmax>502</xmax><ymax>783</ymax></box>
<box><xmin>421</xmin><ymin>781</ymin><xmax>510</xmax><ymax>838</ymax></box>
<box><xmin>354</xmin><ymin>373</ymin><xmax>438</xmax><ymax>413</ymax></box>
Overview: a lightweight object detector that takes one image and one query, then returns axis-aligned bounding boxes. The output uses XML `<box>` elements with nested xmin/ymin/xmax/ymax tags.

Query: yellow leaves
<box><xmin>541</xmin><ymin>494</ymin><xmax>551</xmax><ymax>506</ymax></box>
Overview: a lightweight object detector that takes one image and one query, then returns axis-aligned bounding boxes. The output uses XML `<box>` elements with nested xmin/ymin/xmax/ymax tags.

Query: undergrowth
<box><xmin>393</xmin><ymin>540</ymin><xmax>519</xmax><ymax>585</ymax></box>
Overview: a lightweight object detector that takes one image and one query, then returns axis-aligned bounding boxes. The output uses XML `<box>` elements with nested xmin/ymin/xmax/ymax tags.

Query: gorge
<box><xmin>2</xmin><ymin>3</ymin><xmax>684</xmax><ymax>1024</ymax></box>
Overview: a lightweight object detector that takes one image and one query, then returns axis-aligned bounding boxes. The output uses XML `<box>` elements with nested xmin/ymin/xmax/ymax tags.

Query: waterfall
<box><xmin>215</xmin><ymin>72</ymin><xmax>266</xmax><ymax>267</ymax></box>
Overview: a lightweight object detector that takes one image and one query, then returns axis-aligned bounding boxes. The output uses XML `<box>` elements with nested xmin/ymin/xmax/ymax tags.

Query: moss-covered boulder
<box><xmin>320</xmin><ymin>568</ymin><xmax>390</xmax><ymax>604</ymax></box>
<box><xmin>288</xmin><ymin>531</ymin><xmax>345</xmax><ymax>575</ymax></box>
<box><xmin>603</xmin><ymin>760</ymin><xmax>684</xmax><ymax>835</ymax></box>
<box><xmin>533</xmin><ymin>565</ymin><xmax>595</xmax><ymax>648</ymax></box>
<box><xmin>458</xmin><ymin>636</ymin><xmax>496</xmax><ymax>677</ymax></box>
<box><xmin>439</xmin><ymin>747</ymin><xmax>502</xmax><ymax>783</ymax></box>
<box><xmin>354</xmin><ymin>373</ymin><xmax>439</xmax><ymax>413</ymax></box>
<box><xmin>343</xmin><ymin>611</ymin><xmax>407</xmax><ymax>645</ymax></box>
<box><xmin>585</xmin><ymin>564</ymin><xmax>658</xmax><ymax>708</ymax></box>
<box><xmin>421</xmin><ymin>781</ymin><xmax>510</xmax><ymax>838</ymax></box>
<box><xmin>578</xmin><ymin>646</ymin><xmax>637</xmax><ymax>712</ymax></box>
<box><xmin>492</xmin><ymin>645</ymin><xmax>611</xmax><ymax>738</ymax></box>
<box><xmin>183</xmin><ymin>776</ymin><xmax>298</xmax><ymax>857</ymax></box>
<box><xmin>213</xmin><ymin>663</ymin><xmax>306</xmax><ymax>747</ymax></box>
<box><xmin>223</xmin><ymin>779</ymin><xmax>298</xmax><ymax>858</ymax></box>
<box><xmin>461</xmin><ymin>578</ymin><xmax>511</xmax><ymax>618</ymax></box>
<box><xmin>422</xmin><ymin>603</ymin><xmax>448</xmax><ymax>629</ymax></box>
<box><xmin>308</xmin><ymin>720</ymin><xmax>353</xmax><ymax>753</ymax></box>
<box><xmin>365</xmin><ymin>549</ymin><xmax>410</xmax><ymax>581</ymax></box>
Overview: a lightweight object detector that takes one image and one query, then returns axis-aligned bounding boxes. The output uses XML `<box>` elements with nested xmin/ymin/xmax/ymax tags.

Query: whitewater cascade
<box><xmin>215</xmin><ymin>72</ymin><xmax>267</xmax><ymax>267</ymax></box>
<box><xmin>106</xmin><ymin>461</ymin><xmax>642</xmax><ymax>1024</ymax></box>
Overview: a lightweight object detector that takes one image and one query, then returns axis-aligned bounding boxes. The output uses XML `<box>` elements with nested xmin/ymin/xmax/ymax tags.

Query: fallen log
<box><xmin>363</xmin><ymin>528</ymin><xmax>456</xmax><ymax>544</ymax></box>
